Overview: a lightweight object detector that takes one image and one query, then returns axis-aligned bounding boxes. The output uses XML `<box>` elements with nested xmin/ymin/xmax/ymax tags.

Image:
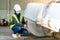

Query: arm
<box><xmin>22</xmin><ymin>17</ymin><xmax>28</xmax><ymax>29</ymax></box>
<box><xmin>9</xmin><ymin>16</ymin><xmax>13</xmax><ymax>25</ymax></box>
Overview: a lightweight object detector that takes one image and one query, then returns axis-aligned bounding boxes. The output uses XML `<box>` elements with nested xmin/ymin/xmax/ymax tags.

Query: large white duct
<box><xmin>24</xmin><ymin>3</ymin><xmax>49</xmax><ymax>36</ymax></box>
<box><xmin>24</xmin><ymin>2</ymin><xmax>60</xmax><ymax>37</ymax></box>
<box><xmin>24</xmin><ymin>3</ymin><xmax>46</xmax><ymax>21</ymax></box>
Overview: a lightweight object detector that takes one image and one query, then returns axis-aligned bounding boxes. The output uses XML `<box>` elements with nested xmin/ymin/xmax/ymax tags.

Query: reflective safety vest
<box><xmin>10</xmin><ymin>14</ymin><xmax>23</xmax><ymax>29</ymax></box>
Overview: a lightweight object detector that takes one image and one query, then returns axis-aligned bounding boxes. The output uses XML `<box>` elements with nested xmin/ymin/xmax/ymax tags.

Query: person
<box><xmin>10</xmin><ymin>4</ymin><xmax>28</xmax><ymax>38</ymax></box>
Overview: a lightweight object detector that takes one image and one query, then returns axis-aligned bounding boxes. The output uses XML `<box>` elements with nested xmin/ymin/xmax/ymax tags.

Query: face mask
<box><xmin>16</xmin><ymin>11</ymin><xmax>20</xmax><ymax>14</ymax></box>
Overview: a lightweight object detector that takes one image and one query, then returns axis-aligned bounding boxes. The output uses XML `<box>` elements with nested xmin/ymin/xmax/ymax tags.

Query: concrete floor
<box><xmin>0</xmin><ymin>26</ymin><xmax>60</xmax><ymax>40</ymax></box>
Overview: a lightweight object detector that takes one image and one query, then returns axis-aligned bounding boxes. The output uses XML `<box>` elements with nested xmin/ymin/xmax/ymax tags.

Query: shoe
<box><xmin>12</xmin><ymin>34</ymin><xmax>18</xmax><ymax>38</ymax></box>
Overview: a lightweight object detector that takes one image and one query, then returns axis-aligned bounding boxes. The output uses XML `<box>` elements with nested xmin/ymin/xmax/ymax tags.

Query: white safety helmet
<box><xmin>14</xmin><ymin>4</ymin><xmax>21</xmax><ymax>11</ymax></box>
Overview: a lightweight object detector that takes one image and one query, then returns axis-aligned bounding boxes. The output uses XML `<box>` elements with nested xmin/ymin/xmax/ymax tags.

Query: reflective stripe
<box><xmin>10</xmin><ymin>16</ymin><xmax>14</xmax><ymax>29</ymax></box>
<box><xmin>12</xmin><ymin>14</ymin><xmax>20</xmax><ymax>23</ymax></box>
<box><xmin>12</xmin><ymin>14</ymin><xmax>23</xmax><ymax>24</ymax></box>
<box><xmin>10</xmin><ymin>24</ymin><xmax>15</xmax><ymax>29</ymax></box>
<box><xmin>10</xmin><ymin>16</ymin><xmax>12</xmax><ymax>22</ymax></box>
<box><xmin>20</xmin><ymin>14</ymin><xmax>23</xmax><ymax>24</ymax></box>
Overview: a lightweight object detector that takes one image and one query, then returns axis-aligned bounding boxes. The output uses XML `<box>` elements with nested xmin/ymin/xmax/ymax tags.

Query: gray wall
<box><xmin>0</xmin><ymin>0</ymin><xmax>8</xmax><ymax>20</ymax></box>
<box><xmin>0</xmin><ymin>0</ymin><xmax>8</xmax><ymax>10</ymax></box>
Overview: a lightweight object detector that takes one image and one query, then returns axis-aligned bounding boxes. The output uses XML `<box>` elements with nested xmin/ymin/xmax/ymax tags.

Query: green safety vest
<box><xmin>10</xmin><ymin>14</ymin><xmax>23</xmax><ymax>29</ymax></box>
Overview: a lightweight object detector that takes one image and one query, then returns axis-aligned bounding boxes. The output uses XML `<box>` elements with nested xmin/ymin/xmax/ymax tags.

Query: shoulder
<box><xmin>10</xmin><ymin>14</ymin><xmax>14</xmax><ymax>18</ymax></box>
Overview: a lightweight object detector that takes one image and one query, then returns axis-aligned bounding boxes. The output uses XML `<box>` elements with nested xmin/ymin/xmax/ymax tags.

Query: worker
<box><xmin>10</xmin><ymin>4</ymin><xmax>28</xmax><ymax>38</ymax></box>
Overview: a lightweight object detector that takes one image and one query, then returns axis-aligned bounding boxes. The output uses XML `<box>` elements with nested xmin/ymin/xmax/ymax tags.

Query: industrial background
<box><xmin>0</xmin><ymin>0</ymin><xmax>52</xmax><ymax>21</ymax></box>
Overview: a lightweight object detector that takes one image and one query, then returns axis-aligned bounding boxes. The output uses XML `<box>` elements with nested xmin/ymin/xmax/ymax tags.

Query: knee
<box><xmin>23</xmin><ymin>30</ymin><xmax>28</xmax><ymax>34</ymax></box>
<box><xmin>25</xmin><ymin>31</ymin><xmax>28</xmax><ymax>34</ymax></box>
<box><xmin>16</xmin><ymin>26</ymin><xmax>22</xmax><ymax>30</ymax></box>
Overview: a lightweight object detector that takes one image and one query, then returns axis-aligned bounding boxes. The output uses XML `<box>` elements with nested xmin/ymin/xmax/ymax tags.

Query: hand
<box><xmin>25</xmin><ymin>18</ymin><xmax>28</xmax><ymax>22</ymax></box>
<box><xmin>23</xmin><ymin>24</ymin><xmax>27</xmax><ymax>29</ymax></box>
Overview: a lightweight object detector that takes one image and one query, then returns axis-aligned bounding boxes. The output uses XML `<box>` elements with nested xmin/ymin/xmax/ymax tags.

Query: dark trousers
<box><xmin>12</xmin><ymin>25</ymin><xmax>28</xmax><ymax>35</ymax></box>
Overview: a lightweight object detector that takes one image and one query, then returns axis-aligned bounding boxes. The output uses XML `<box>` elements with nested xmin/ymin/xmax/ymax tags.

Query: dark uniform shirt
<box><xmin>13</xmin><ymin>13</ymin><xmax>26</xmax><ymax>25</ymax></box>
